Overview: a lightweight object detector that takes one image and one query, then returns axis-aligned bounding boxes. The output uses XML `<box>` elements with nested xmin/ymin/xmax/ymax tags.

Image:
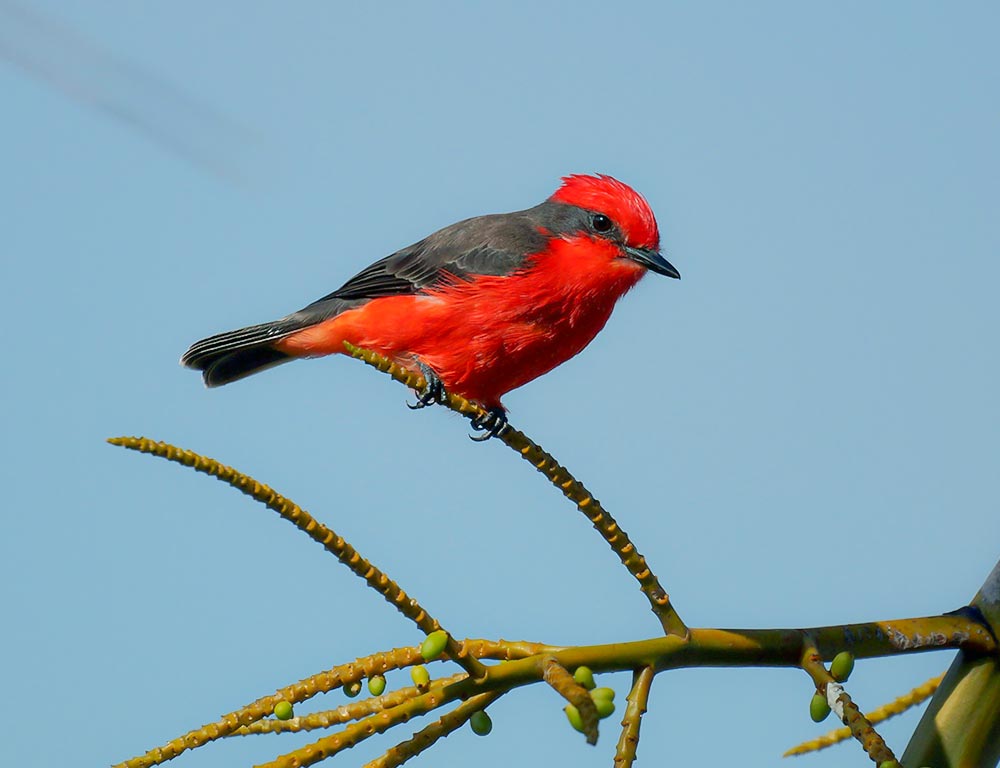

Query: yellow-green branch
<box><xmin>342</xmin><ymin>342</ymin><xmax>686</xmax><ymax>638</ymax></box>
<box><xmin>614</xmin><ymin>666</ymin><xmax>655</xmax><ymax>768</ymax></box>
<box><xmin>230</xmin><ymin>674</ymin><xmax>468</xmax><ymax>736</ymax></box>
<box><xmin>784</xmin><ymin>673</ymin><xmax>944</xmax><ymax>756</ymax></box>
<box><xmin>541</xmin><ymin>655</ymin><xmax>600</xmax><ymax>745</ymax></box>
<box><xmin>113</xmin><ymin>615</ymin><xmax>993</xmax><ymax>767</ymax></box>
<box><xmin>113</xmin><ymin>640</ymin><xmax>550</xmax><ymax>768</ymax></box>
<box><xmin>362</xmin><ymin>690</ymin><xmax>503</xmax><ymax>768</ymax></box>
<box><xmin>254</xmin><ymin>676</ymin><xmax>478</xmax><ymax>768</ymax></box>
<box><xmin>901</xmin><ymin>561</ymin><xmax>1000</xmax><ymax>767</ymax></box>
<box><xmin>800</xmin><ymin>642</ymin><xmax>895</xmax><ymax>765</ymax></box>
<box><xmin>109</xmin><ymin>436</ymin><xmax>487</xmax><ymax>682</ymax></box>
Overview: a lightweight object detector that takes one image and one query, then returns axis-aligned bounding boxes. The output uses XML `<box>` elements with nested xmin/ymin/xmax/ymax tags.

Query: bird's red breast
<box><xmin>277</xmin><ymin>233</ymin><xmax>648</xmax><ymax>407</ymax></box>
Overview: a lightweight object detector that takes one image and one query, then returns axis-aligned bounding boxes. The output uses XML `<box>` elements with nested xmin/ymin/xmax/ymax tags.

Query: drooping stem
<box><xmin>614</xmin><ymin>666</ymin><xmax>655</xmax><ymax>768</ymax></box>
<box><xmin>112</xmin><ymin>640</ymin><xmax>551</xmax><ymax>768</ymax></box>
<box><xmin>362</xmin><ymin>690</ymin><xmax>503</xmax><ymax>768</ymax></box>
<box><xmin>541</xmin><ymin>655</ymin><xmax>600</xmax><ymax>745</ymax></box>
<box><xmin>342</xmin><ymin>342</ymin><xmax>687</xmax><ymax>637</ymax></box>
<box><xmin>800</xmin><ymin>641</ymin><xmax>896</xmax><ymax>765</ymax></box>
<box><xmin>784</xmin><ymin>672</ymin><xmax>944</xmax><ymax>756</ymax></box>
<box><xmin>229</xmin><ymin>674</ymin><xmax>468</xmax><ymax>737</ymax></box>
<box><xmin>109</xmin><ymin>436</ymin><xmax>488</xmax><ymax>685</ymax></box>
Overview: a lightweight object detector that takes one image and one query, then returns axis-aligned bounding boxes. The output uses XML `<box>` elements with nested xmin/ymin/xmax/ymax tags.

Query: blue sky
<box><xmin>2</xmin><ymin>2</ymin><xmax>998</xmax><ymax>767</ymax></box>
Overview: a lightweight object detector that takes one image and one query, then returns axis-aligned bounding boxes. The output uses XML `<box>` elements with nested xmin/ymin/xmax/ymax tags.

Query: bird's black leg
<box><xmin>404</xmin><ymin>360</ymin><xmax>506</xmax><ymax>441</ymax></box>
<box><xmin>407</xmin><ymin>362</ymin><xmax>447</xmax><ymax>410</ymax></box>
<box><xmin>469</xmin><ymin>406</ymin><xmax>509</xmax><ymax>441</ymax></box>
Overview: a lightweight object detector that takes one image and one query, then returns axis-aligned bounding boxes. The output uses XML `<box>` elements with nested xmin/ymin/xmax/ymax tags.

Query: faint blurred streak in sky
<box><xmin>0</xmin><ymin>0</ymin><xmax>257</xmax><ymax>183</ymax></box>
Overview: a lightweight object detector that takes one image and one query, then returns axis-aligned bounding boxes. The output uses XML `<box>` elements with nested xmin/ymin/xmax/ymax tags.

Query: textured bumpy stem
<box><xmin>362</xmin><ymin>691</ymin><xmax>503</xmax><ymax>768</ymax></box>
<box><xmin>231</xmin><ymin>674</ymin><xmax>469</xmax><ymax>736</ymax></box>
<box><xmin>111</xmin><ymin>645</ymin><xmax>422</xmax><ymax>768</ymax></box>
<box><xmin>342</xmin><ymin>342</ymin><xmax>687</xmax><ymax>637</ymax></box>
<box><xmin>614</xmin><ymin>666</ymin><xmax>655</xmax><ymax>768</ymax></box>
<box><xmin>501</xmin><ymin>429</ymin><xmax>685</xmax><ymax>637</ymax></box>
<box><xmin>115</xmin><ymin>639</ymin><xmax>551</xmax><ymax>768</ymax></box>
<box><xmin>254</xmin><ymin>678</ymin><xmax>473</xmax><ymax>768</ymax></box>
<box><xmin>800</xmin><ymin>643</ymin><xmax>896</xmax><ymax>765</ymax></box>
<box><xmin>541</xmin><ymin>655</ymin><xmax>600</xmax><ymax>745</ymax></box>
<box><xmin>108</xmin><ymin>436</ymin><xmax>488</xmax><ymax>682</ymax></box>
<box><xmin>784</xmin><ymin>672</ymin><xmax>944</xmax><ymax>756</ymax></box>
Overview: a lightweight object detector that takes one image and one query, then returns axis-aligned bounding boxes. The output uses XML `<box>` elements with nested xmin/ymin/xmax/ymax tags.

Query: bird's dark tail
<box><xmin>181</xmin><ymin>321</ymin><xmax>301</xmax><ymax>387</ymax></box>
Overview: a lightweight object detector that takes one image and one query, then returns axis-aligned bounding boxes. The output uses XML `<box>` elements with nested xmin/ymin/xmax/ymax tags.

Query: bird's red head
<box><xmin>550</xmin><ymin>174</ymin><xmax>660</xmax><ymax>251</ymax></box>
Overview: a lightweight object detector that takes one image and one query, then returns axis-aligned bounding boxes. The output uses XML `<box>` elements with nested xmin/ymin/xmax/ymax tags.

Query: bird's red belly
<box><xmin>277</xmin><ymin>256</ymin><xmax>644</xmax><ymax>408</ymax></box>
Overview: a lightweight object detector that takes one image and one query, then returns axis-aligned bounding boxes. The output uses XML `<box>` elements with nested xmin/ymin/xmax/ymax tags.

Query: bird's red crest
<box><xmin>550</xmin><ymin>174</ymin><xmax>660</xmax><ymax>251</ymax></box>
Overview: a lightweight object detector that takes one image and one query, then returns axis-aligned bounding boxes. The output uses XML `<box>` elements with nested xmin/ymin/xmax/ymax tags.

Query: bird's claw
<box><xmin>469</xmin><ymin>407</ymin><xmax>509</xmax><ymax>441</ymax></box>
<box><xmin>406</xmin><ymin>363</ymin><xmax>506</xmax><ymax>441</ymax></box>
<box><xmin>407</xmin><ymin>364</ymin><xmax>447</xmax><ymax>410</ymax></box>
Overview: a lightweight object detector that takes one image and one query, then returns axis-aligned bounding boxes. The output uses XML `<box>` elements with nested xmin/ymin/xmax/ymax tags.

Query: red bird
<box><xmin>182</xmin><ymin>174</ymin><xmax>679</xmax><ymax>437</ymax></box>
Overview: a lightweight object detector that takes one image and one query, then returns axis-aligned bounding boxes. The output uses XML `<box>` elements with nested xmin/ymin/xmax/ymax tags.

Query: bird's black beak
<box><xmin>625</xmin><ymin>247</ymin><xmax>681</xmax><ymax>279</ymax></box>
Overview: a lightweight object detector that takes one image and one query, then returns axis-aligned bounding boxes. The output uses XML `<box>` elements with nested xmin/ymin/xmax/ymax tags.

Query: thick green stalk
<box><xmin>902</xmin><ymin>559</ymin><xmax>1000</xmax><ymax>768</ymax></box>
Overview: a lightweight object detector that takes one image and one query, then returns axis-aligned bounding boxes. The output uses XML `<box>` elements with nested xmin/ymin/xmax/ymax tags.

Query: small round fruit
<box><xmin>593</xmin><ymin>697</ymin><xmax>615</xmax><ymax>719</ymax></box>
<box><xmin>368</xmin><ymin>675</ymin><xmax>386</xmax><ymax>696</ymax></box>
<box><xmin>564</xmin><ymin>704</ymin><xmax>585</xmax><ymax>733</ymax></box>
<box><xmin>469</xmin><ymin>710</ymin><xmax>493</xmax><ymax>736</ymax></box>
<box><xmin>344</xmin><ymin>680</ymin><xmax>362</xmax><ymax>698</ymax></box>
<box><xmin>830</xmin><ymin>652</ymin><xmax>855</xmax><ymax>682</ymax></box>
<box><xmin>573</xmin><ymin>666</ymin><xmax>596</xmax><ymax>690</ymax></box>
<box><xmin>590</xmin><ymin>687</ymin><xmax>615</xmax><ymax>702</ymax></box>
<box><xmin>421</xmin><ymin>630</ymin><xmax>449</xmax><ymax>661</ymax></box>
<box><xmin>810</xmin><ymin>692</ymin><xmax>831</xmax><ymax>722</ymax></box>
<box><xmin>411</xmin><ymin>664</ymin><xmax>431</xmax><ymax>687</ymax></box>
<box><xmin>273</xmin><ymin>701</ymin><xmax>293</xmax><ymax>720</ymax></box>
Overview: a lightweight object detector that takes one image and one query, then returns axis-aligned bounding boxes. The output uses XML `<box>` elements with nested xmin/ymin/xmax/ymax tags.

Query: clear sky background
<box><xmin>2</xmin><ymin>3</ymin><xmax>998</xmax><ymax>767</ymax></box>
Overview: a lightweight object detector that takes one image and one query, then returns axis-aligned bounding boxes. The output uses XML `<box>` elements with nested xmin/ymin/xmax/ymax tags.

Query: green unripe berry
<box><xmin>593</xmin><ymin>696</ymin><xmax>615</xmax><ymax>719</ymax></box>
<box><xmin>469</xmin><ymin>710</ymin><xmax>493</xmax><ymax>736</ymax></box>
<box><xmin>830</xmin><ymin>651</ymin><xmax>855</xmax><ymax>682</ymax></box>
<box><xmin>273</xmin><ymin>701</ymin><xmax>293</xmax><ymax>720</ymax></box>
<box><xmin>591</xmin><ymin>687</ymin><xmax>615</xmax><ymax>702</ymax></box>
<box><xmin>421</xmin><ymin>630</ymin><xmax>449</xmax><ymax>661</ymax></box>
<box><xmin>411</xmin><ymin>664</ymin><xmax>430</xmax><ymax>687</ymax></box>
<box><xmin>368</xmin><ymin>674</ymin><xmax>386</xmax><ymax>696</ymax></box>
<box><xmin>564</xmin><ymin>704</ymin><xmax>585</xmax><ymax>733</ymax></box>
<box><xmin>573</xmin><ymin>666</ymin><xmax>596</xmax><ymax>690</ymax></box>
<box><xmin>344</xmin><ymin>680</ymin><xmax>362</xmax><ymax>698</ymax></box>
<box><xmin>810</xmin><ymin>692</ymin><xmax>831</xmax><ymax>722</ymax></box>
<box><xmin>877</xmin><ymin>762</ymin><xmax>899</xmax><ymax>768</ymax></box>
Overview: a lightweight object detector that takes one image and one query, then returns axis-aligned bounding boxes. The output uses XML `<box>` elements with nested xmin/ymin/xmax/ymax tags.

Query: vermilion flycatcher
<box><xmin>182</xmin><ymin>174</ymin><xmax>679</xmax><ymax>437</ymax></box>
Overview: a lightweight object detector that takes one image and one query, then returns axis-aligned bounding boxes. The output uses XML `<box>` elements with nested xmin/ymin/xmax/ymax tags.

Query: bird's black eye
<box><xmin>591</xmin><ymin>213</ymin><xmax>613</xmax><ymax>233</ymax></box>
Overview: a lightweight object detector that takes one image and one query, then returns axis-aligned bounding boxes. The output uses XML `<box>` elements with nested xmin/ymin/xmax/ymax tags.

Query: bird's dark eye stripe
<box><xmin>591</xmin><ymin>213</ymin><xmax>613</xmax><ymax>233</ymax></box>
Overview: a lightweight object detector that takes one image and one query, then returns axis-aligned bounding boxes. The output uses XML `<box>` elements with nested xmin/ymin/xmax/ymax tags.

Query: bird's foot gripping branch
<box><xmin>109</xmin><ymin>346</ymin><xmax>1000</xmax><ymax>768</ymax></box>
